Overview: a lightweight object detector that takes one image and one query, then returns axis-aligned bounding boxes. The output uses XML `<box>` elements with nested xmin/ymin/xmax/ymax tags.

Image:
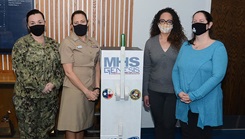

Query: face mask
<box><xmin>29</xmin><ymin>25</ymin><xmax>45</xmax><ymax>36</ymax></box>
<box><xmin>192</xmin><ymin>23</ymin><xmax>208</xmax><ymax>35</ymax></box>
<box><xmin>158</xmin><ymin>24</ymin><xmax>173</xmax><ymax>33</ymax></box>
<box><xmin>73</xmin><ymin>24</ymin><xmax>88</xmax><ymax>36</ymax></box>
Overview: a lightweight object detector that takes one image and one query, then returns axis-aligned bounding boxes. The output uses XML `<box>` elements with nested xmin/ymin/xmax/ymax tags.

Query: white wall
<box><xmin>132</xmin><ymin>0</ymin><xmax>212</xmax><ymax>49</ymax></box>
<box><xmin>132</xmin><ymin>0</ymin><xmax>212</xmax><ymax>128</ymax></box>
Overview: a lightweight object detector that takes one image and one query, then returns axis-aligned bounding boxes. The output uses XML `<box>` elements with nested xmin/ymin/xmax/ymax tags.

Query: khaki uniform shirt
<box><xmin>59</xmin><ymin>33</ymin><xmax>100</xmax><ymax>90</ymax></box>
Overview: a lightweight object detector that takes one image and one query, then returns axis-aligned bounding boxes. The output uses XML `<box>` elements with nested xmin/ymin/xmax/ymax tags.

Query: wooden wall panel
<box><xmin>35</xmin><ymin>0</ymin><xmax>134</xmax><ymax>47</ymax></box>
<box><xmin>0</xmin><ymin>54</ymin><xmax>12</xmax><ymax>71</ymax></box>
<box><xmin>211</xmin><ymin>0</ymin><xmax>245</xmax><ymax>115</ymax></box>
<box><xmin>1</xmin><ymin>0</ymin><xmax>134</xmax><ymax>71</ymax></box>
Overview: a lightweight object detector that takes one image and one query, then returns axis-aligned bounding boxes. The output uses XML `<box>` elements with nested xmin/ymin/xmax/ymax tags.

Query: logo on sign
<box><xmin>102</xmin><ymin>88</ymin><xmax>114</xmax><ymax>99</ymax></box>
<box><xmin>130</xmin><ymin>89</ymin><xmax>141</xmax><ymax>100</ymax></box>
<box><xmin>104</xmin><ymin>57</ymin><xmax>141</xmax><ymax>75</ymax></box>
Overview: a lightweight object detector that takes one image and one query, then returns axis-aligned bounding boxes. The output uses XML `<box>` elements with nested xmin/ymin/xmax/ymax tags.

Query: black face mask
<box><xmin>29</xmin><ymin>25</ymin><xmax>45</xmax><ymax>36</ymax></box>
<box><xmin>73</xmin><ymin>24</ymin><xmax>88</xmax><ymax>36</ymax></box>
<box><xmin>192</xmin><ymin>23</ymin><xmax>208</xmax><ymax>35</ymax></box>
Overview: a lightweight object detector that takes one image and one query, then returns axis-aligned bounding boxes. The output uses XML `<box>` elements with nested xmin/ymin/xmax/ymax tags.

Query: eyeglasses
<box><xmin>159</xmin><ymin>19</ymin><xmax>173</xmax><ymax>25</ymax></box>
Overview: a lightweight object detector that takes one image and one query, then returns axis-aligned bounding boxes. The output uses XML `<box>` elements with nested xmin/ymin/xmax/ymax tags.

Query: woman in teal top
<box><xmin>172</xmin><ymin>11</ymin><xmax>228</xmax><ymax>139</ymax></box>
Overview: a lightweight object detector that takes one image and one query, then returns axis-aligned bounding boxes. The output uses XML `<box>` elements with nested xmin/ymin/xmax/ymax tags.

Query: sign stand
<box><xmin>100</xmin><ymin>46</ymin><xmax>143</xmax><ymax>139</ymax></box>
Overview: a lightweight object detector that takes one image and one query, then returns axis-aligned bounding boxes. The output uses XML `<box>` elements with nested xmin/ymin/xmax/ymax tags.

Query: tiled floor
<box><xmin>6</xmin><ymin>136</ymin><xmax>99</xmax><ymax>139</ymax></box>
<box><xmin>3</xmin><ymin>128</ymin><xmax>245</xmax><ymax>139</ymax></box>
<box><xmin>5</xmin><ymin>135</ymin><xmax>99</xmax><ymax>139</ymax></box>
<box><xmin>51</xmin><ymin>136</ymin><xmax>99</xmax><ymax>139</ymax></box>
<box><xmin>51</xmin><ymin>131</ymin><xmax>100</xmax><ymax>139</ymax></box>
<box><xmin>3</xmin><ymin>130</ymin><xmax>100</xmax><ymax>139</ymax></box>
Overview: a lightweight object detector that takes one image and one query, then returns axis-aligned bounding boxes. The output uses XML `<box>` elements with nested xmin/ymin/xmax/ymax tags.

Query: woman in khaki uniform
<box><xmin>57</xmin><ymin>10</ymin><xmax>100</xmax><ymax>139</ymax></box>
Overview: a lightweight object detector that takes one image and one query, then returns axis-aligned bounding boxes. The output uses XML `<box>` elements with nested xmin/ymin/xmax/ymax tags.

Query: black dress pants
<box><xmin>148</xmin><ymin>90</ymin><xmax>177</xmax><ymax>139</ymax></box>
<box><xmin>179</xmin><ymin>111</ymin><xmax>212</xmax><ymax>139</ymax></box>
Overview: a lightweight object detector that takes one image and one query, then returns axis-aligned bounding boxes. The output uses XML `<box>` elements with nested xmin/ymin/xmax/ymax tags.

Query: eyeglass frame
<box><xmin>158</xmin><ymin>19</ymin><xmax>173</xmax><ymax>25</ymax></box>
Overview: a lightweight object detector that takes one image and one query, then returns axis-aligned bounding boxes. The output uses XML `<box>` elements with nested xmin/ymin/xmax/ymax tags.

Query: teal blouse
<box><xmin>172</xmin><ymin>40</ymin><xmax>228</xmax><ymax>128</ymax></box>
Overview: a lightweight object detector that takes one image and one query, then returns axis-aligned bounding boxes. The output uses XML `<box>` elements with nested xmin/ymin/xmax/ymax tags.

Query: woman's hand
<box><xmin>178</xmin><ymin>92</ymin><xmax>191</xmax><ymax>103</ymax></box>
<box><xmin>93</xmin><ymin>89</ymin><xmax>100</xmax><ymax>97</ymax></box>
<box><xmin>144</xmin><ymin>95</ymin><xmax>150</xmax><ymax>107</ymax></box>
<box><xmin>84</xmin><ymin>89</ymin><xmax>99</xmax><ymax>101</ymax></box>
<box><xmin>42</xmin><ymin>83</ymin><xmax>55</xmax><ymax>94</ymax></box>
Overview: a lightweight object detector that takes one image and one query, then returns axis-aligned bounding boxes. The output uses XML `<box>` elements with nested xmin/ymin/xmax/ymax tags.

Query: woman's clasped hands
<box><xmin>178</xmin><ymin>92</ymin><xmax>192</xmax><ymax>103</ymax></box>
<box><xmin>84</xmin><ymin>89</ymin><xmax>100</xmax><ymax>101</ymax></box>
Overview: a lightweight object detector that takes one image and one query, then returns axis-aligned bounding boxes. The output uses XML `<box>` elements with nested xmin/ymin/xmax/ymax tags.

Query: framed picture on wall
<box><xmin>0</xmin><ymin>0</ymin><xmax>34</xmax><ymax>54</ymax></box>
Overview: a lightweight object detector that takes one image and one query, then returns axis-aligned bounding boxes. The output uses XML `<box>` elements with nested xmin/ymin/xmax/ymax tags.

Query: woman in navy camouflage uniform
<box><xmin>12</xmin><ymin>9</ymin><xmax>64</xmax><ymax>139</ymax></box>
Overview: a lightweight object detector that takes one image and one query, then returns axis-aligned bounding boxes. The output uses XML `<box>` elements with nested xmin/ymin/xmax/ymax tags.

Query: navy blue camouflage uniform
<box><xmin>12</xmin><ymin>34</ymin><xmax>64</xmax><ymax>139</ymax></box>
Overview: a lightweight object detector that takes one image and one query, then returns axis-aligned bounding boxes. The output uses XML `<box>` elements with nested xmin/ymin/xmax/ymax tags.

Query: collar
<box><xmin>70</xmin><ymin>32</ymin><xmax>89</xmax><ymax>42</ymax></box>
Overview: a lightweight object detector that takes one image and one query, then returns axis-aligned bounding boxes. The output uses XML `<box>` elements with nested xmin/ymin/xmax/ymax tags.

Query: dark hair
<box><xmin>188</xmin><ymin>10</ymin><xmax>213</xmax><ymax>45</ymax></box>
<box><xmin>150</xmin><ymin>7</ymin><xmax>186</xmax><ymax>50</ymax></box>
<box><xmin>26</xmin><ymin>9</ymin><xmax>45</xmax><ymax>23</ymax></box>
<box><xmin>71</xmin><ymin>10</ymin><xmax>88</xmax><ymax>24</ymax></box>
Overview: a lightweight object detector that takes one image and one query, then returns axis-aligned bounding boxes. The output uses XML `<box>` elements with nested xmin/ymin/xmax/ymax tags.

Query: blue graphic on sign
<box><xmin>128</xmin><ymin>136</ymin><xmax>140</xmax><ymax>139</ymax></box>
<box><xmin>104</xmin><ymin>57</ymin><xmax>141</xmax><ymax>75</ymax></box>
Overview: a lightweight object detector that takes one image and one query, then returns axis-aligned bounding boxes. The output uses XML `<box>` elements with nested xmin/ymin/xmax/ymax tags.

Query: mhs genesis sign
<box><xmin>103</xmin><ymin>57</ymin><xmax>141</xmax><ymax>75</ymax></box>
